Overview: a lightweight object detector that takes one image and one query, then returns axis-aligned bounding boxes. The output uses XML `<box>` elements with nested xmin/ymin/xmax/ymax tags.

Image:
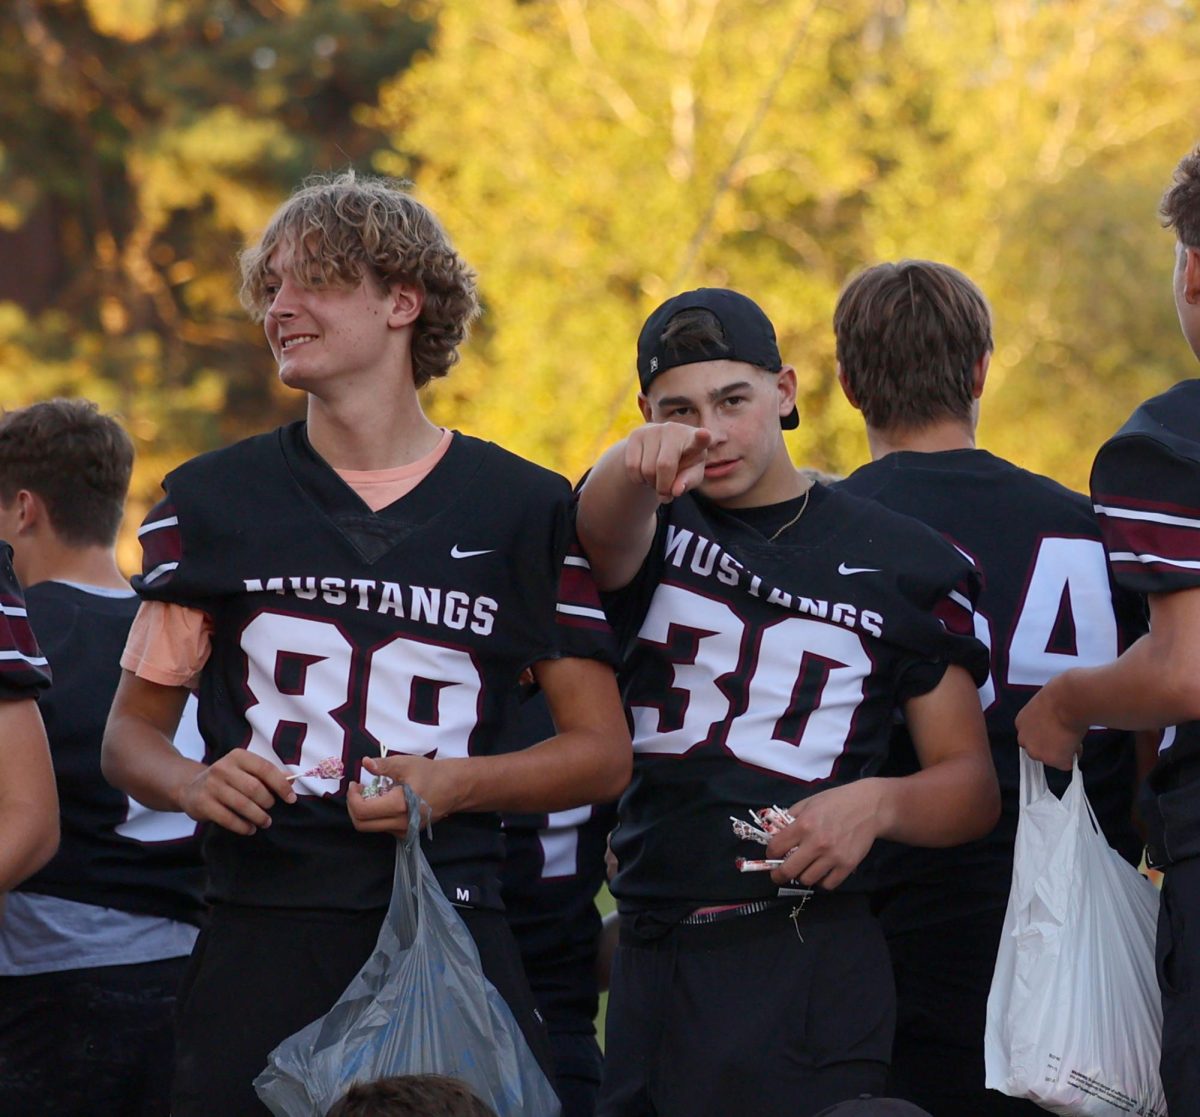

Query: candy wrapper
<box><xmin>730</xmin><ymin>806</ymin><xmax>796</xmax><ymax>871</ymax></box>
<box><xmin>286</xmin><ymin>757</ymin><xmax>344</xmax><ymax>782</ymax></box>
<box><xmin>360</xmin><ymin>773</ymin><xmax>396</xmax><ymax>799</ymax></box>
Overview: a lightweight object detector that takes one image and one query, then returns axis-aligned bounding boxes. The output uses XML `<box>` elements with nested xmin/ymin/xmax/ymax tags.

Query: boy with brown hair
<box><xmin>102</xmin><ymin>172</ymin><xmax>630</xmax><ymax>1116</ymax></box>
<box><xmin>1018</xmin><ymin>144</ymin><xmax>1200</xmax><ymax>1117</ymax></box>
<box><xmin>0</xmin><ymin>398</ymin><xmax>205</xmax><ymax>1116</ymax></box>
<box><xmin>834</xmin><ymin>260</ymin><xmax>1145</xmax><ymax>1115</ymax></box>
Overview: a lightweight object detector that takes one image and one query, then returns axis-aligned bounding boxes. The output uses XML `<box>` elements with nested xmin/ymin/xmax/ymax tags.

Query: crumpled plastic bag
<box><xmin>984</xmin><ymin>753</ymin><xmax>1165</xmax><ymax>1116</ymax></box>
<box><xmin>254</xmin><ymin>785</ymin><xmax>561</xmax><ymax>1117</ymax></box>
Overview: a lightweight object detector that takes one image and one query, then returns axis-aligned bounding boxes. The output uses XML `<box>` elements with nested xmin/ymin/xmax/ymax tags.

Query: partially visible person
<box><xmin>576</xmin><ymin>287</ymin><xmax>997</xmax><ymax>1117</ymax></box>
<box><xmin>0</xmin><ymin>398</ymin><xmax>205</xmax><ymax>1117</ymax></box>
<box><xmin>814</xmin><ymin>1099</ymin><xmax>933</xmax><ymax>1117</ymax></box>
<box><xmin>834</xmin><ymin>260</ymin><xmax>1146</xmax><ymax>1116</ymax></box>
<box><xmin>0</xmin><ymin>543</ymin><xmax>55</xmax><ymax>894</ymax></box>
<box><xmin>102</xmin><ymin>173</ymin><xmax>630</xmax><ymax>1116</ymax></box>
<box><xmin>1017</xmin><ymin>145</ymin><xmax>1200</xmax><ymax>1117</ymax></box>
<box><xmin>327</xmin><ymin>1073</ymin><xmax>498</xmax><ymax>1117</ymax></box>
<box><xmin>500</xmin><ymin>689</ymin><xmax>616</xmax><ymax>1117</ymax></box>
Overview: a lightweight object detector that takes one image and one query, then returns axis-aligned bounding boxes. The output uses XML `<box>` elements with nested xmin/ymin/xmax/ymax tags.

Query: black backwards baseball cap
<box><xmin>636</xmin><ymin>287</ymin><xmax>799</xmax><ymax>429</ymax></box>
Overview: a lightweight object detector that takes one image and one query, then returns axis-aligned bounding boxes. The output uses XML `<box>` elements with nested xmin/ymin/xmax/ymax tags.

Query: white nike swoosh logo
<box><xmin>838</xmin><ymin>563</ymin><xmax>880</xmax><ymax>576</ymax></box>
<box><xmin>450</xmin><ymin>545</ymin><xmax>496</xmax><ymax>559</ymax></box>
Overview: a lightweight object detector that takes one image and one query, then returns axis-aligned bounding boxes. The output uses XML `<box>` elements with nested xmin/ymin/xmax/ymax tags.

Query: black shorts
<box><xmin>1158</xmin><ymin>855</ymin><xmax>1200</xmax><ymax>1117</ymax></box>
<box><xmin>171</xmin><ymin>903</ymin><xmax>554</xmax><ymax>1117</ymax></box>
<box><xmin>0</xmin><ymin>955</ymin><xmax>187</xmax><ymax>1117</ymax></box>
<box><xmin>597</xmin><ymin>895</ymin><xmax>892</xmax><ymax>1117</ymax></box>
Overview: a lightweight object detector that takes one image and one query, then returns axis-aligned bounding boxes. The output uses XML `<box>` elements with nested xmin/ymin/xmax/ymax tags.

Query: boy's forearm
<box><xmin>102</xmin><ymin>673</ymin><xmax>200</xmax><ymax>813</ymax></box>
<box><xmin>576</xmin><ymin>442</ymin><xmax>661</xmax><ymax>592</ymax></box>
<box><xmin>873</xmin><ymin>751</ymin><xmax>1000</xmax><ymax>847</ymax></box>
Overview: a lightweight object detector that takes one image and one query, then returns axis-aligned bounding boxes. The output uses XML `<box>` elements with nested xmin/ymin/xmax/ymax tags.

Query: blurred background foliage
<box><xmin>2</xmin><ymin>0</ymin><xmax>1199</xmax><ymax>569</ymax></box>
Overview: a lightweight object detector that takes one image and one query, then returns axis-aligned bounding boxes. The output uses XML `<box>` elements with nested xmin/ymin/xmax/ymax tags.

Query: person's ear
<box><xmin>777</xmin><ymin>365</ymin><xmax>798</xmax><ymax>422</ymax></box>
<box><xmin>637</xmin><ymin>393</ymin><xmax>654</xmax><ymax>422</ymax></box>
<box><xmin>971</xmin><ymin>351</ymin><xmax>991</xmax><ymax>399</ymax></box>
<box><xmin>1184</xmin><ymin>247</ymin><xmax>1200</xmax><ymax>304</ymax></box>
<box><xmin>837</xmin><ymin>364</ymin><xmax>862</xmax><ymax>411</ymax></box>
<box><xmin>387</xmin><ymin>283</ymin><xmax>424</xmax><ymax>328</ymax></box>
<box><xmin>14</xmin><ymin>490</ymin><xmax>42</xmax><ymax>534</ymax></box>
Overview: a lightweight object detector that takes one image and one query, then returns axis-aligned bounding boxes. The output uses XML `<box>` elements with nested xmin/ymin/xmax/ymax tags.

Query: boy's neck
<box><xmin>305</xmin><ymin>393</ymin><xmax>443</xmax><ymax>471</ymax></box>
<box><xmin>866</xmin><ymin>418</ymin><xmax>976</xmax><ymax>461</ymax></box>
<box><xmin>15</xmin><ymin>539</ymin><xmax>128</xmax><ymax>591</ymax></box>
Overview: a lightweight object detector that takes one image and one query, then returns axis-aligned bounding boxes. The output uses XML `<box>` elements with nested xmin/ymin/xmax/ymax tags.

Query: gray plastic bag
<box><xmin>253</xmin><ymin>786</ymin><xmax>562</xmax><ymax>1117</ymax></box>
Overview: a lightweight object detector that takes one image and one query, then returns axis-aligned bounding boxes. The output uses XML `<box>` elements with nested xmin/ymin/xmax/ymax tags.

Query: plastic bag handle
<box><xmin>1020</xmin><ymin>751</ymin><xmax>1104</xmax><ymax>836</ymax></box>
<box><xmin>1017</xmin><ymin>749</ymin><xmax>1050</xmax><ymax>808</ymax></box>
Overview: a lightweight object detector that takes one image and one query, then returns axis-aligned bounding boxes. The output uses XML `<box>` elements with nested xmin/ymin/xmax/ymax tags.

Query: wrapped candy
<box><xmin>286</xmin><ymin>756</ymin><xmax>345</xmax><ymax>782</ymax></box>
<box><xmin>730</xmin><ymin>805</ymin><xmax>796</xmax><ymax>871</ymax></box>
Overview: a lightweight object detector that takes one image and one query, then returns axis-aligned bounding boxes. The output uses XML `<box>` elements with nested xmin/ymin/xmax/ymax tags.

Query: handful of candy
<box><xmin>731</xmin><ymin>805</ymin><xmax>795</xmax><ymax>872</ymax></box>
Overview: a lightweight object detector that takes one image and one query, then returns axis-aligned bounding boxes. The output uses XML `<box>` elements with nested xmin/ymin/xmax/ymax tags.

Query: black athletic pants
<box><xmin>1158</xmin><ymin>855</ymin><xmax>1200</xmax><ymax>1117</ymax></box>
<box><xmin>170</xmin><ymin>902</ymin><xmax>555</xmax><ymax>1117</ymax></box>
<box><xmin>885</xmin><ymin>904</ymin><xmax>1045</xmax><ymax>1116</ymax></box>
<box><xmin>597</xmin><ymin>897</ymin><xmax>892</xmax><ymax>1117</ymax></box>
<box><xmin>0</xmin><ymin>955</ymin><xmax>188</xmax><ymax>1117</ymax></box>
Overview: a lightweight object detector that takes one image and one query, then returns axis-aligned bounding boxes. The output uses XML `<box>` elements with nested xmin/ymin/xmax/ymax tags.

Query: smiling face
<box><xmin>639</xmin><ymin>358</ymin><xmax>800</xmax><ymax>508</ymax></box>
<box><xmin>261</xmin><ymin>240</ymin><xmax>416</xmax><ymax>398</ymax></box>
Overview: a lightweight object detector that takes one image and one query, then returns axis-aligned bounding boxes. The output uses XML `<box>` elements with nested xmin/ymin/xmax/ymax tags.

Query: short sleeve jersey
<box><xmin>838</xmin><ymin>450</ymin><xmax>1146</xmax><ymax>927</ymax></box>
<box><xmin>132</xmin><ymin>423</ymin><xmax>615</xmax><ymax>912</ymax></box>
<box><xmin>18</xmin><ymin>584</ymin><xmax>204</xmax><ymax>926</ymax></box>
<box><xmin>0</xmin><ymin>543</ymin><xmax>50</xmax><ymax>701</ymax></box>
<box><xmin>602</xmin><ymin>483</ymin><xmax>989</xmax><ymax>909</ymax></box>
<box><xmin>1090</xmin><ymin>379</ymin><xmax>1200</xmax><ymax>867</ymax></box>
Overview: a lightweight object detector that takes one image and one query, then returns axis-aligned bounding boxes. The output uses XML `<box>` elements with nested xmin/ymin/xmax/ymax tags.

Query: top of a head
<box><xmin>636</xmin><ymin>287</ymin><xmax>798</xmax><ymax>430</ymax></box>
<box><xmin>812</xmin><ymin>1098</ymin><xmax>933</xmax><ymax>1117</ymax></box>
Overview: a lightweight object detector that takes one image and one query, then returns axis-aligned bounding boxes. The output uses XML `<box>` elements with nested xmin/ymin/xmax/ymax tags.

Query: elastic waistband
<box><xmin>619</xmin><ymin>891</ymin><xmax>872</xmax><ymax>950</ymax></box>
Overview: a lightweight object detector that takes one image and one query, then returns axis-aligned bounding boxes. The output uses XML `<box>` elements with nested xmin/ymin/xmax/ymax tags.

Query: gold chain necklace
<box><xmin>767</xmin><ymin>484</ymin><xmax>812</xmax><ymax>542</ymax></box>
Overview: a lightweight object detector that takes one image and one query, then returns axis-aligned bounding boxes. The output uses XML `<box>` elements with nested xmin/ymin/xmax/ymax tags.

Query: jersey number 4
<box><xmin>970</xmin><ymin>536</ymin><xmax>1119</xmax><ymax>710</ymax></box>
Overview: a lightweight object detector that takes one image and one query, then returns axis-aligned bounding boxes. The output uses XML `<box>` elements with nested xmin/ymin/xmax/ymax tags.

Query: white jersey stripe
<box><xmin>1109</xmin><ymin>550</ymin><xmax>1200</xmax><ymax>571</ymax></box>
<box><xmin>142</xmin><ymin>561</ymin><xmax>180</xmax><ymax>585</ymax></box>
<box><xmin>137</xmin><ymin>515</ymin><xmax>180</xmax><ymax>537</ymax></box>
<box><xmin>1094</xmin><ymin>503</ymin><xmax>1200</xmax><ymax>530</ymax></box>
<box><xmin>0</xmin><ymin>650</ymin><xmax>49</xmax><ymax>667</ymax></box>
<box><xmin>0</xmin><ymin>603</ymin><xmax>28</xmax><ymax>619</ymax></box>
<box><xmin>563</xmin><ymin>555</ymin><xmax>592</xmax><ymax>569</ymax></box>
<box><xmin>948</xmin><ymin>589</ymin><xmax>974</xmax><ymax>613</ymax></box>
<box><xmin>556</xmin><ymin>603</ymin><xmax>608</xmax><ymax>621</ymax></box>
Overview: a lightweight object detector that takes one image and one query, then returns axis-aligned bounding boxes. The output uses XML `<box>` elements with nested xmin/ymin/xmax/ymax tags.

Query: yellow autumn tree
<box><xmin>376</xmin><ymin>0</ymin><xmax>1200</xmax><ymax>490</ymax></box>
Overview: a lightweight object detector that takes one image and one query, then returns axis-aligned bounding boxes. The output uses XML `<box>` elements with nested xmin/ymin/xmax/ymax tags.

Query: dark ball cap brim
<box><xmin>638</xmin><ymin>287</ymin><xmax>798</xmax><ymax>430</ymax></box>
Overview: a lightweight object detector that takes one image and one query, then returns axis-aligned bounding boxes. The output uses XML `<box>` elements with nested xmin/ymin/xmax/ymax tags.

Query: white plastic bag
<box><xmin>984</xmin><ymin>752</ymin><xmax>1165</xmax><ymax>1116</ymax></box>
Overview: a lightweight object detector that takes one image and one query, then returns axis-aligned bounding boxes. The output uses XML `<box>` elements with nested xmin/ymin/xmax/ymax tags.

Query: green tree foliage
<box><xmin>2</xmin><ymin>0</ymin><xmax>1200</xmax><ymax>557</ymax></box>
<box><xmin>0</xmin><ymin>0</ymin><xmax>429</xmax><ymax>562</ymax></box>
<box><xmin>375</xmin><ymin>0</ymin><xmax>1200</xmax><ymax>489</ymax></box>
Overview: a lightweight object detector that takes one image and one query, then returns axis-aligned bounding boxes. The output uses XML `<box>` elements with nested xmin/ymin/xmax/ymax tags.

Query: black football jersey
<box><xmin>602</xmin><ymin>483</ymin><xmax>989</xmax><ymax>908</ymax></box>
<box><xmin>17</xmin><ymin>583</ymin><xmax>205</xmax><ymax>925</ymax></box>
<box><xmin>839</xmin><ymin>450</ymin><xmax>1146</xmax><ymax>927</ymax></box>
<box><xmin>133</xmin><ymin>423</ymin><xmax>616</xmax><ymax>912</ymax></box>
<box><xmin>0</xmin><ymin>543</ymin><xmax>50</xmax><ymax>701</ymax></box>
<box><xmin>1090</xmin><ymin>379</ymin><xmax>1200</xmax><ymax>868</ymax></box>
<box><xmin>499</xmin><ymin>692</ymin><xmax>615</xmax><ymax>1036</ymax></box>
